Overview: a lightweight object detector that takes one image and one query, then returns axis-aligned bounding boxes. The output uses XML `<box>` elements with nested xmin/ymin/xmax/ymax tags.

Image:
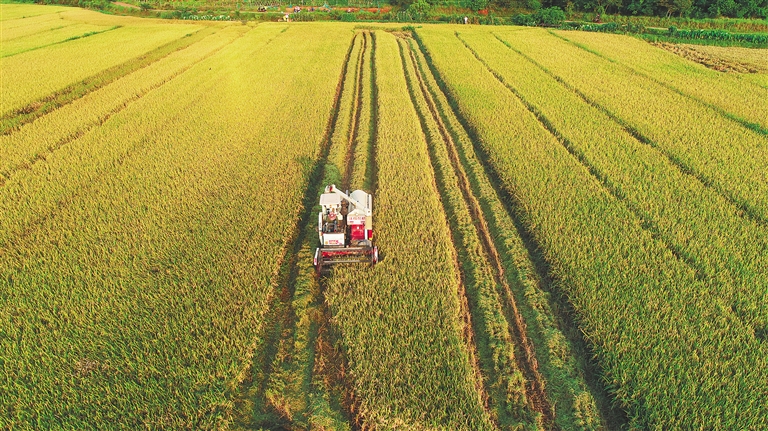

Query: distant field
<box><xmin>1</xmin><ymin>4</ymin><xmax>767</xmax><ymax>430</ymax></box>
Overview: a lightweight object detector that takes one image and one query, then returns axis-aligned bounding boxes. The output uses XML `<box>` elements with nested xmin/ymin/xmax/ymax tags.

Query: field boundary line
<box><xmin>1</xmin><ymin>25</ymin><xmax>122</xmax><ymax>59</ymax></box>
<box><xmin>0</xmin><ymin>27</ymin><xmax>249</xmax><ymax>189</ymax></box>
<box><xmin>490</xmin><ymin>32</ymin><xmax>768</xmax><ymax>228</ymax></box>
<box><xmin>550</xmin><ymin>30</ymin><xmax>768</xmax><ymax>137</ymax></box>
<box><xmin>229</xmin><ymin>31</ymin><xmax>358</xmax><ymax>430</ymax></box>
<box><xmin>401</xmin><ymin>35</ymin><xmax>555</xmax><ymax>429</ymax></box>
<box><xmin>412</xmin><ymin>29</ymin><xmax>629</xmax><ymax>429</ymax></box>
<box><xmin>0</xmin><ymin>25</ymin><xmax>218</xmax><ymax>135</ymax></box>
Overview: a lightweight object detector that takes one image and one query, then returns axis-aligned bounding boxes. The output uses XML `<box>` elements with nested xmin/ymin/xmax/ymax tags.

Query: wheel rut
<box><xmin>233</xmin><ymin>31</ymin><xmax>372</xmax><ymax>430</ymax></box>
<box><xmin>401</xmin><ymin>34</ymin><xmax>554</xmax><ymax>429</ymax></box>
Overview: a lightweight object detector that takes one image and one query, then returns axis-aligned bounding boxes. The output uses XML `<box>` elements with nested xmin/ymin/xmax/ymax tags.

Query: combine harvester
<box><xmin>313</xmin><ymin>184</ymin><xmax>378</xmax><ymax>272</ymax></box>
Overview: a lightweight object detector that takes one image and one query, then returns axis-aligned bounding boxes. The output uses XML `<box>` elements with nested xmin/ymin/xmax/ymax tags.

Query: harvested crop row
<box><xmin>324</xmin><ymin>31</ymin><xmax>495</xmax><ymax>430</ymax></box>
<box><xmin>412</xmin><ymin>30</ymin><xmax>605</xmax><ymax>431</ymax></box>
<box><xmin>555</xmin><ymin>30</ymin><xmax>768</xmax><ymax>132</ymax></box>
<box><xmin>254</xmin><ymin>30</ymin><xmax>365</xmax><ymax>430</ymax></box>
<box><xmin>0</xmin><ymin>25</ymin><xmax>248</xmax><ymax>186</ymax></box>
<box><xmin>399</xmin><ymin>35</ymin><xmax>542</xmax><ymax>430</ymax></box>
<box><xmin>460</xmin><ymin>29</ymin><xmax>768</xmax><ymax>356</ymax></box>
<box><xmin>416</xmin><ymin>26</ymin><xmax>768</xmax><ymax>430</ymax></box>
<box><xmin>0</xmin><ymin>23</ymin><xmax>351</xmax><ymax>428</ymax></box>
<box><xmin>2</xmin><ymin>18</ymin><xmax>203</xmax><ymax>116</ymax></box>
<box><xmin>493</xmin><ymin>28</ymin><xmax>768</xmax><ymax>223</ymax></box>
<box><xmin>349</xmin><ymin>31</ymin><xmax>375</xmax><ymax>192</ymax></box>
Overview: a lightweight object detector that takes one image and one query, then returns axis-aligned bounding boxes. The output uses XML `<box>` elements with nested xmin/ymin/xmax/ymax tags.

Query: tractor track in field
<box><xmin>412</xmin><ymin>31</ymin><xmax>628</xmax><ymax>430</ymax></box>
<box><xmin>0</xmin><ymin>26</ymin><xmax>220</xmax><ymax>135</ymax></box>
<box><xmin>401</xmin><ymin>35</ymin><xmax>554</xmax><ymax>429</ymax></box>
<box><xmin>0</xmin><ymin>27</ymin><xmax>248</xmax><ymax>189</ymax></box>
<box><xmin>341</xmin><ymin>32</ymin><xmax>368</xmax><ymax>192</ymax></box>
<box><xmin>312</xmin><ymin>30</ymin><xmax>373</xmax><ymax>431</ymax></box>
<box><xmin>396</xmin><ymin>35</ymin><xmax>492</xmax><ymax>424</ymax></box>
<box><xmin>492</xmin><ymin>33</ymin><xmax>768</xmax><ymax>228</ymax></box>
<box><xmin>232</xmin><ymin>32</ymin><xmax>364</xmax><ymax>430</ymax></box>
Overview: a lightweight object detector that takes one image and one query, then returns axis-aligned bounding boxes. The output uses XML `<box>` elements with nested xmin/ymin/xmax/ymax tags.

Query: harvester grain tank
<box><xmin>314</xmin><ymin>184</ymin><xmax>378</xmax><ymax>271</ymax></box>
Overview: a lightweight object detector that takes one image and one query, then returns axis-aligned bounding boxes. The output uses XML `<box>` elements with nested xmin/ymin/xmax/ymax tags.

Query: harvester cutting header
<box><xmin>313</xmin><ymin>184</ymin><xmax>378</xmax><ymax>272</ymax></box>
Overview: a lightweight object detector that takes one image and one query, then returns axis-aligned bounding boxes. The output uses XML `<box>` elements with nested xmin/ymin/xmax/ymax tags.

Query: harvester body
<box><xmin>314</xmin><ymin>185</ymin><xmax>378</xmax><ymax>271</ymax></box>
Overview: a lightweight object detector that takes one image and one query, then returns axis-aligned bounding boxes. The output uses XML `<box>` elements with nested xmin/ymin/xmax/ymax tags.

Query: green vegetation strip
<box><xmin>0</xmin><ymin>26</ymin><xmax>215</xmax><ymax>135</ymax></box>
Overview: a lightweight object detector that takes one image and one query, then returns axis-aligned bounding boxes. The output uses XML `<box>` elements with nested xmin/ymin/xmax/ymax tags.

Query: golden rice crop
<box><xmin>493</xmin><ymin>28</ymin><xmax>768</xmax><ymax>222</ymax></box>
<box><xmin>410</xmin><ymin>32</ymin><xmax>603</xmax><ymax>431</ymax></box>
<box><xmin>0</xmin><ymin>3</ymin><xmax>73</xmax><ymax>21</ymax></box>
<box><xmin>555</xmin><ymin>30</ymin><xmax>768</xmax><ymax>132</ymax></box>
<box><xmin>417</xmin><ymin>25</ymin><xmax>768</xmax><ymax>430</ymax></box>
<box><xmin>460</xmin><ymin>28</ymin><xmax>767</xmax><ymax>346</ymax></box>
<box><xmin>1</xmin><ymin>23</ymin><xmax>117</xmax><ymax>58</ymax></box>
<box><xmin>2</xmin><ymin>20</ymin><xmax>202</xmax><ymax>115</ymax></box>
<box><xmin>0</xmin><ymin>23</ymin><xmax>350</xmax><ymax>428</ymax></box>
<box><xmin>325</xmin><ymin>31</ymin><xmax>494</xmax><ymax>430</ymax></box>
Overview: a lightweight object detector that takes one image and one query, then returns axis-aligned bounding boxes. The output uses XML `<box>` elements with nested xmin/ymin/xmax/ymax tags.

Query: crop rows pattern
<box><xmin>2</xmin><ymin>6</ymin><xmax>767</xmax><ymax>430</ymax></box>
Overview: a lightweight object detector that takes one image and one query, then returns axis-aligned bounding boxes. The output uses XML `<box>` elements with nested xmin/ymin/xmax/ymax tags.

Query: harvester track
<box><xmin>412</xmin><ymin>30</ymin><xmax>627</xmax><ymax>429</ymax></box>
<box><xmin>401</xmin><ymin>36</ymin><xmax>554</xmax><ymax>429</ymax></box>
<box><xmin>230</xmin><ymin>32</ymin><xmax>360</xmax><ymax>430</ymax></box>
<box><xmin>311</xmin><ymin>30</ymin><xmax>374</xmax><ymax>431</ymax></box>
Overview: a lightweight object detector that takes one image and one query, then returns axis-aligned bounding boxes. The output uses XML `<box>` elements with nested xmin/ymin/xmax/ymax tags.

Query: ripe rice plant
<box><xmin>0</xmin><ymin>23</ymin><xmax>351</xmax><ymax>428</ymax></box>
<box><xmin>2</xmin><ymin>19</ymin><xmax>202</xmax><ymax>115</ymax></box>
<box><xmin>1</xmin><ymin>14</ymin><xmax>80</xmax><ymax>42</ymax></box>
<box><xmin>494</xmin><ymin>28</ymin><xmax>768</xmax><ymax>223</ymax></box>
<box><xmin>399</xmin><ymin>35</ymin><xmax>542</xmax><ymax>430</ymax></box>
<box><xmin>0</xmin><ymin>25</ymin><xmax>248</xmax><ymax>186</ymax></box>
<box><xmin>1</xmin><ymin>23</ymin><xmax>118</xmax><ymax>58</ymax></box>
<box><xmin>4</xmin><ymin>7</ymin><xmax>766</xmax><ymax>429</ymax></box>
<box><xmin>555</xmin><ymin>30</ymin><xmax>768</xmax><ymax>133</ymax></box>
<box><xmin>459</xmin><ymin>28</ymin><xmax>767</xmax><ymax>358</ymax></box>
<box><xmin>349</xmin><ymin>31</ymin><xmax>375</xmax><ymax>192</ymax></box>
<box><xmin>416</xmin><ymin>25</ymin><xmax>768</xmax><ymax>430</ymax></box>
<box><xmin>410</xmin><ymin>33</ymin><xmax>605</xmax><ymax>431</ymax></box>
<box><xmin>0</xmin><ymin>3</ymin><xmax>73</xmax><ymax>21</ymax></box>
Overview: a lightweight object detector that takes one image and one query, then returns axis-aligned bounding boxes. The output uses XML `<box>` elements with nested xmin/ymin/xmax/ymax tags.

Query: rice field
<box><xmin>2</xmin><ymin>4</ymin><xmax>767</xmax><ymax>430</ymax></box>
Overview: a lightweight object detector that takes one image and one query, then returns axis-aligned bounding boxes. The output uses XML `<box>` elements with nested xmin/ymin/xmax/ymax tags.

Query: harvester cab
<box><xmin>314</xmin><ymin>184</ymin><xmax>378</xmax><ymax>272</ymax></box>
